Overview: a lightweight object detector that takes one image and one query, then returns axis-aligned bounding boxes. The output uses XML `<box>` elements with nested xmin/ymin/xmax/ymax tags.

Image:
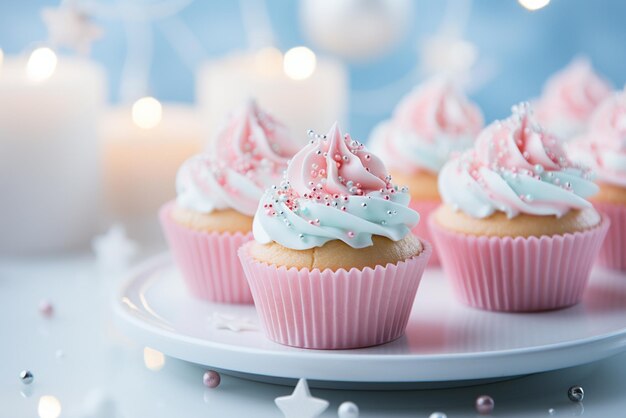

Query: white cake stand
<box><xmin>114</xmin><ymin>254</ymin><xmax>626</xmax><ymax>389</ymax></box>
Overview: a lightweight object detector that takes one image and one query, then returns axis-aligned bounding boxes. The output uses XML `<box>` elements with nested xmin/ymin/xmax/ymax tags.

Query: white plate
<box><xmin>114</xmin><ymin>254</ymin><xmax>626</xmax><ymax>386</ymax></box>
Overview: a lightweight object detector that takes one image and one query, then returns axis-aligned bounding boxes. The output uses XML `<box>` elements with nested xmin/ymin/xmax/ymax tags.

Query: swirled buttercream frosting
<box><xmin>176</xmin><ymin>100</ymin><xmax>296</xmax><ymax>216</ymax></box>
<box><xmin>570</xmin><ymin>89</ymin><xmax>626</xmax><ymax>188</ymax></box>
<box><xmin>534</xmin><ymin>58</ymin><xmax>612</xmax><ymax>139</ymax></box>
<box><xmin>370</xmin><ymin>76</ymin><xmax>483</xmax><ymax>174</ymax></box>
<box><xmin>253</xmin><ymin>123</ymin><xmax>420</xmax><ymax>249</ymax></box>
<box><xmin>439</xmin><ymin>103</ymin><xmax>598</xmax><ymax>219</ymax></box>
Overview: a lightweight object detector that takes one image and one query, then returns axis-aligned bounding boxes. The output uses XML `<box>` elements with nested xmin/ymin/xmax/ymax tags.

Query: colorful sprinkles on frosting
<box><xmin>176</xmin><ymin>100</ymin><xmax>297</xmax><ymax>216</ymax></box>
<box><xmin>253</xmin><ymin>123</ymin><xmax>420</xmax><ymax>249</ymax></box>
<box><xmin>439</xmin><ymin>102</ymin><xmax>599</xmax><ymax>219</ymax></box>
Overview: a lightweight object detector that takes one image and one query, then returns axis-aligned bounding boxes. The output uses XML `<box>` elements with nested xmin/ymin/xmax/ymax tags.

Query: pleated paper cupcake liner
<box><xmin>594</xmin><ymin>202</ymin><xmax>626</xmax><ymax>271</ymax></box>
<box><xmin>160</xmin><ymin>202</ymin><xmax>254</xmax><ymax>304</ymax></box>
<box><xmin>409</xmin><ymin>200</ymin><xmax>441</xmax><ymax>266</ymax></box>
<box><xmin>429</xmin><ymin>214</ymin><xmax>609</xmax><ymax>312</ymax></box>
<box><xmin>238</xmin><ymin>240</ymin><xmax>432</xmax><ymax>349</ymax></box>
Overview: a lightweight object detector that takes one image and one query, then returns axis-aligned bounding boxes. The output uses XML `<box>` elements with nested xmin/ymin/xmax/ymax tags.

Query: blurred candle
<box><xmin>197</xmin><ymin>47</ymin><xmax>348</xmax><ymax>141</ymax></box>
<box><xmin>0</xmin><ymin>49</ymin><xmax>105</xmax><ymax>253</ymax></box>
<box><xmin>101</xmin><ymin>100</ymin><xmax>203</xmax><ymax>226</ymax></box>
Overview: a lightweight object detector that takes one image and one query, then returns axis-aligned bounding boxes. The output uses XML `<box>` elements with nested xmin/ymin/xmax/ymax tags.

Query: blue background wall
<box><xmin>1</xmin><ymin>0</ymin><xmax>624</xmax><ymax>139</ymax></box>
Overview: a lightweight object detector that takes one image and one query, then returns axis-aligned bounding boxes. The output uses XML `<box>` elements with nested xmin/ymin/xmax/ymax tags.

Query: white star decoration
<box><xmin>275</xmin><ymin>378</ymin><xmax>329</xmax><ymax>418</ymax></box>
<box><xmin>92</xmin><ymin>224</ymin><xmax>138</xmax><ymax>272</ymax></box>
<box><xmin>42</xmin><ymin>5</ymin><xmax>102</xmax><ymax>54</ymax></box>
<box><xmin>209</xmin><ymin>313</ymin><xmax>258</xmax><ymax>332</ymax></box>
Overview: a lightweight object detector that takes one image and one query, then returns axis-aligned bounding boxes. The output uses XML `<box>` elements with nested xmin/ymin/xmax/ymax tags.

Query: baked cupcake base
<box><xmin>160</xmin><ymin>202</ymin><xmax>254</xmax><ymax>304</ymax></box>
<box><xmin>408</xmin><ymin>200</ymin><xmax>441</xmax><ymax>266</ymax></box>
<box><xmin>238</xmin><ymin>240</ymin><xmax>432</xmax><ymax>349</ymax></box>
<box><xmin>429</xmin><ymin>212</ymin><xmax>609</xmax><ymax>312</ymax></box>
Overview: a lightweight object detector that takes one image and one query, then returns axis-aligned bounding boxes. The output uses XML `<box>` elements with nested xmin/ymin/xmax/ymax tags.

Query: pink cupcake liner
<box><xmin>594</xmin><ymin>202</ymin><xmax>626</xmax><ymax>271</ymax></box>
<box><xmin>238</xmin><ymin>240</ymin><xmax>432</xmax><ymax>349</ymax></box>
<box><xmin>429</xmin><ymin>214</ymin><xmax>610</xmax><ymax>312</ymax></box>
<box><xmin>409</xmin><ymin>200</ymin><xmax>441</xmax><ymax>266</ymax></box>
<box><xmin>160</xmin><ymin>202</ymin><xmax>254</xmax><ymax>304</ymax></box>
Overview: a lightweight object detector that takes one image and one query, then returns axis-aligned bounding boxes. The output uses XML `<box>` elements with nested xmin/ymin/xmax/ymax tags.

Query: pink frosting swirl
<box><xmin>439</xmin><ymin>103</ymin><xmax>598</xmax><ymax>218</ymax></box>
<box><xmin>534</xmin><ymin>58</ymin><xmax>612</xmax><ymax>139</ymax></box>
<box><xmin>253</xmin><ymin>123</ymin><xmax>419</xmax><ymax>249</ymax></box>
<box><xmin>570</xmin><ymin>89</ymin><xmax>626</xmax><ymax>187</ymax></box>
<box><xmin>288</xmin><ymin>123</ymin><xmax>388</xmax><ymax>197</ymax></box>
<box><xmin>177</xmin><ymin>100</ymin><xmax>297</xmax><ymax>215</ymax></box>
<box><xmin>473</xmin><ymin>103</ymin><xmax>567</xmax><ymax>172</ymax></box>
<box><xmin>214</xmin><ymin>99</ymin><xmax>301</xmax><ymax>170</ymax></box>
<box><xmin>370</xmin><ymin>76</ymin><xmax>483</xmax><ymax>174</ymax></box>
<box><xmin>394</xmin><ymin>77</ymin><xmax>483</xmax><ymax>138</ymax></box>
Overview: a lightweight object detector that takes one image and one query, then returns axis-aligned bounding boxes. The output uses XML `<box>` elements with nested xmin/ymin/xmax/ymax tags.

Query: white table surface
<box><xmin>2</xmin><ymin>249</ymin><xmax>625</xmax><ymax>418</ymax></box>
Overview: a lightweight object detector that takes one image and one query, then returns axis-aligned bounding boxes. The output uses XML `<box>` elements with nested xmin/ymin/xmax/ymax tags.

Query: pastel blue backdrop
<box><xmin>1</xmin><ymin>0</ymin><xmax>624</xmax><ymax>139</ymax></box>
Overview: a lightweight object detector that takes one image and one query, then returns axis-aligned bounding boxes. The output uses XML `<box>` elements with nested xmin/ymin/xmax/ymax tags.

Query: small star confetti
<box><xmin>92</xmin><ymin>224</ymin><xmax>138</xmax><ymax>272</ymax></box>
<box><xmin>209</xmin><ymin>313</ymin><xmax>258</xmax><ymax>332</ymax></box>
<box><xmin>275</xmin><ymin>378</ymin><xmax>328</xmax><ymax>418</ymax></box>
<box><xmin>41</xmin><ymin>4</ymin><xmax>102</xmax><ymax>54</ymax></box>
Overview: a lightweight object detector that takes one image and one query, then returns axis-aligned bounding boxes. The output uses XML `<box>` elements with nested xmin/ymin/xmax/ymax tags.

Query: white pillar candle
<box><xmin>197</xmin><ymin>47</ymin><xmax>349</xmax><ymax>141</ymax></box>
<box><xmin>0</xmin><ymin>49</ymin><xmax>105</xmax><ymax>253</ymax></box>
<box><xmin>101</xmin><ymin>101</ymin><xmax>204</xmax><ymax>225</ymax></box>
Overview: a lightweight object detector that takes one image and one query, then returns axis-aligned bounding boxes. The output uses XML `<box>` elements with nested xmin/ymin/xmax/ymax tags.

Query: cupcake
<box><xmin>238</xmin><ymin>123</ymin><xmax>431</xmax><ymax>349</ymax></box>
<box><xmin>570</xmin><ymin>89</ymin><xmax>626</xmax><ymax>270</ymax></box>
<box><xmin>160</xmin><ymin>100</ymin><xmax>299</xmax><ymax>303</ymax></box>
<box><xmin>429</xmin><ymin>103</ymin><xmax>609</xmax><ymax>312</ymax></box>
<box><xmin>369</xmin><ymin>76</ymin><xmax>483</xmax><ymax>265</ymax></box>
<box><xmin>534</xmin><ymin>58</ymin><xmax>612</xmax><ymax>141</ymax></box>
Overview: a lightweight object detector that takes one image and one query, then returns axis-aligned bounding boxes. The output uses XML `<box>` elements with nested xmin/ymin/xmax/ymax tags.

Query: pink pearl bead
<box><xmin>475</xmin><ymin>395</ymin><xmax>494</xmax><ymax>415</ymax></box>
<box><xmin>39</xmin><ymin>300</ymin><xmax>54</xmax><ymax>318</ymax></box>
<box><xmin>203</xmin><ymin>370</ymin><xmax>221</xmax><ymax>388</ymax></box>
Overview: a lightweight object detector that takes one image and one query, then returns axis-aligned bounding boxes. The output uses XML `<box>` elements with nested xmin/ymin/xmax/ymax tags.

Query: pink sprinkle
<box><xmin>39</xmin><ymin>300</ymin><xmax>54</xmax><ymax>318</ymax></box>
<box><xmin>347</xmin><ymin>231</ymin><xmax>355</xmax><ymax>238</ymax></box>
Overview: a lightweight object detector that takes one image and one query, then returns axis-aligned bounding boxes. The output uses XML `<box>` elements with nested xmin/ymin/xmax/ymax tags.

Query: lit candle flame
<box><xmin>283</xmin><ymin>46</ymin><xmax>317</xmax><ymax>80</ymax></box>
<box><xmin>38</xmin><ymin>395</ymin><xmax>62</xmax><ymax>418</ymax></box>
<box><xmin>132</xmin><ymin>97</ymin><xmax>163</xmax><ymax>129</ymax></box>
<box><xmin>26</xmin><ymin>47</ymin><xmax>58</xmax><ymax>82</ymax></box>
<box><xmin>518</xmin><ymin>0</ymin><xmax>550</xmax><ymax>10</ymax></box>
<box><xmin>143</xmin><ymin>346</ymin><xmax>165</xmax><ymax>371</ymax></box>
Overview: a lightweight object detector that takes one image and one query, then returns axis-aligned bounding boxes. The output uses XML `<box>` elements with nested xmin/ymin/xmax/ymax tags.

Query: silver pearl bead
<box><xmin>429</xmin><ymin>413</ymin><xmax>447</xmax><ymax>418</ymax></box>
<box><xmin>338</xmin><ymin>401</ymin><xmax>359</xmax><ymax>418</ymax></box>
<box><xmin>19</xmin><ymin>370</ymin><xmax>33</xmax><ymax>384</ymax></box>
<box><xmin>475</xmin><ymin>395</ymin><xmax>495</xmax><ymax>414</ymax></box>
<box><xmin>568</xmin><ymin>385</ymin><xmax>584</xmax><ymax>402</ymax></box>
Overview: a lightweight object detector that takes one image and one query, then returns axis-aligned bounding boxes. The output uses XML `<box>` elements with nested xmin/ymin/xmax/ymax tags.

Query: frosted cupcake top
<box><xmin>534</xmin><ymin>58</ymin><xmax>612</xmax><ymax>139</ymax></box>
<box><xmin>253</xmin><ymin>123</ymin><xmax>420</xmax><ymax>249</ymax></box>
<box><xmin>176</xmin><ymin>100</ymin><xmax>296</xmax><ymax>216</ymax></box>
<box><xmin>571</xmin><ymin>89</ymin><xmax>626</xmax><ymax>187</ymax></box>
<box><xmin>370</xmin><ymin>76</ymin><xmax>483</xmax><ymax>174</ymax></box>
<box><xmin>439</xmin><ymin>103</ymin><xmax>598</xmax><ymax>219</ymax></box>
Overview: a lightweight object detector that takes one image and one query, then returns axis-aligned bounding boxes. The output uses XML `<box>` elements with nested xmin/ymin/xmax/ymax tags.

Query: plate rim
<box><xmin>113</xmin><ymin>253</ymin><xmax>626</xmax><ymax>382</ymax></box>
